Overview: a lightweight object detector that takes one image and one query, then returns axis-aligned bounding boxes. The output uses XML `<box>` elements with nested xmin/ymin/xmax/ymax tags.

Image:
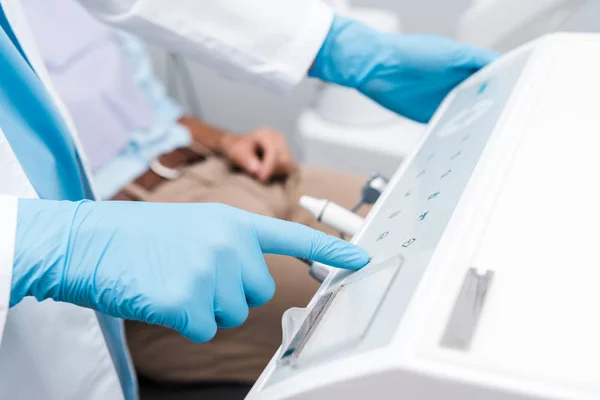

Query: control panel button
<box><xmin>389</xmin><ymin>210</ymin><xmax>402</xmax><ymax>219</ymax></box>
<box><xmin>451</xmin><ymin>151</ymin><xmax>462</xmax><ymax>160</ymax></box>
<box><xmin>428</xmin><ymin>191</ymin><xmax>441</xmax><ymax>201</ymax></box>
<box><xmin>419</xmin><ymin>211</ymin><xmax>429</xmax><ymax>221</ymax></box>
<box><xmin>478</xmin><ymin>82</ymin><xmax>488</xmax><ymax>94</ymax></box>
<box><xmin>441</xmin><ymin>170</ymin><xmax>452</xmax><ymax>179</ymax></box>
<box><xmin>376</xmin><ymin>232</ymin><xmax>389</xmax><ymax>242</ymax></box>
<box><xmin>402</xmin><ymin>238</ymin><xmax>416</xmax><ymax>248</ymax></box>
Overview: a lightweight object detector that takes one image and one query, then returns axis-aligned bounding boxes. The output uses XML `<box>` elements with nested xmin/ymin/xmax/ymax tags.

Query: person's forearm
<box><xmin>10</xmin><ymin>190</ymin><xmax>370</xmax><ymax>343</ymax></box>
<box><xmin>77</xmin><ymin>0</ymin><xmax>333</xmax><ymax>92</ymax></box>
<box><xmin>177</xmin><ymin>116</ymin><xmax>233</xmax><ymax>155</ymax></box>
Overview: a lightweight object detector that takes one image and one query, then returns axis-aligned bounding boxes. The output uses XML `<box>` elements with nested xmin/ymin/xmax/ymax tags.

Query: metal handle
<box><xmin>440</xmin><ymin>268</ymin><xmax>494</xmax><ymax>351</ymax></box>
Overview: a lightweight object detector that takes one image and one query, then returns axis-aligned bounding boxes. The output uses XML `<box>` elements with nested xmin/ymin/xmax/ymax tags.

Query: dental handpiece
<box><xmin>299</xmin><ymin>196</ymin><xmax>365</xmax><ymax>237</ymax></box>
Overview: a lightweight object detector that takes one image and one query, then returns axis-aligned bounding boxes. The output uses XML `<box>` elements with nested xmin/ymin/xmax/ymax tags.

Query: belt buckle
<box><xmin>150</xmin><ymin>158</ymin><xmax>182</xmax><ymax>180</ymax></box>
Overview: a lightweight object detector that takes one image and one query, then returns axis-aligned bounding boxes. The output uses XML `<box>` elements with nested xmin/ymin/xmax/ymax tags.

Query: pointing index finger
<box><xmin>252</xmin><ymin>215</ymin><xmax>369</xmax><ymax>270</ymax></box>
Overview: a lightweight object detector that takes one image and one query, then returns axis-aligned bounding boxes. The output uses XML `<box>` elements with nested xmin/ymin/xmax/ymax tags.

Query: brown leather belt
<box><xmin>112</xmin><ymin>147</ymin><xmax>205</xmax><ymax>201</ymax></box>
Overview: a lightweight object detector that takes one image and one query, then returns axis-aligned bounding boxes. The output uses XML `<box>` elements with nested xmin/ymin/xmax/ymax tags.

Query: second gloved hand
<box><xmin>310</xmin><ymin>15</ymin><xmax>499</xmax><ymax>123</ymax></box>
<box><xmin>11</xmin><ymin>199</ymin><xmax>369</xmax><ymax>342</ymax></box>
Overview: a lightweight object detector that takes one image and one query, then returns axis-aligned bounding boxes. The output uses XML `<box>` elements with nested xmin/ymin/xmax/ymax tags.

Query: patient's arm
<box><xmin>177</xmin><ymin>115</ymin><xmax>231</xmax><ymax>155</ymax></box>
<box><xmin>116</xmin><ymin>34</ymin><xmax>296</xmax><ymax>182</ymax></box>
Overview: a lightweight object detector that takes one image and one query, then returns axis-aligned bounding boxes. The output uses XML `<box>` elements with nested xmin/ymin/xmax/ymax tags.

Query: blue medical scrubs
<box><xmin>0</xmin><ymin>7</ymin><xmax>137</xmax><ymax>399</ymax></box>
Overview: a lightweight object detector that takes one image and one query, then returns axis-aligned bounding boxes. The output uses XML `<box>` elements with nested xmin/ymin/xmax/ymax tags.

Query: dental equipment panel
<box><xmin>247</xmin><ymin>33</ymin><xmax>600</xmax><ymax>400</ymax></box>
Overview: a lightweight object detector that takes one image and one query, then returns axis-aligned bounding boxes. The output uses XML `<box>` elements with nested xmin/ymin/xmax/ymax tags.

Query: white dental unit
<box><xmin>246</xmin><ymin>33</ymin><xmax>600</xmax><ymax>400</ymax></box>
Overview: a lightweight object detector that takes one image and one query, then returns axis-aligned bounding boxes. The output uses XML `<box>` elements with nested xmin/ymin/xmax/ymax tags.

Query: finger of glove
<box><xmin>148</xmin><ymin>289</ymin><xmax>218</xmax><ymax>344</ymax></box>
<box><xmin>252</xmin><ymin>215</ymin><xmax>369</xmax><ymax>270</ymax></box>
<box><xmin>179</xmin><ymin>311</ymin><xmax>218</xmax><ymax>343</ymax></box>
<box><xmin>240</xmin><ymin>245</ymin><xmax>275</xmax><ymax>308</ymax></box>
<box><xmin>213</xmin><ymin>258</ymin><xmax>249</xmax><ymax>328</ymax></box>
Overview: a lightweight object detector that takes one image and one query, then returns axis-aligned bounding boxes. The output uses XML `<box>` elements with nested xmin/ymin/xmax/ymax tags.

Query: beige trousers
<box><xmin>122</xmin><ymin>156</ymin><xmax>369</xmax><ymax>384</ymax></box>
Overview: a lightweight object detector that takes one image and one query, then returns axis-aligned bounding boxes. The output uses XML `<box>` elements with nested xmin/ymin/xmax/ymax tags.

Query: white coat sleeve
<box><xmin>0</xmin><ymin>195</ymin><xmax>17</xmax><ymax>335</ymax></box>
<box><xmin>76</xmin><ymin>0</ymin><xmax>334</xmax><ymax>93</ymax></box>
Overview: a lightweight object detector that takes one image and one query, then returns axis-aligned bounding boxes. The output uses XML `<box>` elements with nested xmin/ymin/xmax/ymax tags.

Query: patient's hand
<box><xmin>219</xmin><ymin>128</ymin><xmax>296</xmax><ymax>183</ymax></box>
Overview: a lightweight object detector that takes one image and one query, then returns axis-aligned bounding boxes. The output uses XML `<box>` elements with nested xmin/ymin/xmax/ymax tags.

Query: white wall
<box><xmin>146</xmin><ymin>0</ymin><xmax>600</xmax><ymax>158</ymax></box>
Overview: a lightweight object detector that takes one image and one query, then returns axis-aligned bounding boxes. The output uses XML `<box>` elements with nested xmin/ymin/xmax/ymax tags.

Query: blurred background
<box><xmin>145</xmin><ymin>0</ymin><xmax>600</xmax><ymax>176</ymax></box>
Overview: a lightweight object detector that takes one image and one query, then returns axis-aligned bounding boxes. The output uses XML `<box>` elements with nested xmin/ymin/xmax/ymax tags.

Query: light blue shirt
<box><xmin>93</xmin><ymin>34</ymin><xmax>192</xmax><ymax>200</ymax></box>
<box><xmin>23</xmin><ymin>0</ymin><xmax>192</xmax><ymax>200</ymax></box>
<box><xmin>0</xmin><ymin>6</ymin><xmax>137</xmax><ymax>400</ymax></box>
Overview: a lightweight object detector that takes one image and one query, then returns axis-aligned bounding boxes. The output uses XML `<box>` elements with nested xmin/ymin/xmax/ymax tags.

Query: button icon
<box><xmin>389</xmin><ymin>210</ymin><xmax>402</xmax><ymax>219</ymax></box>
<box><xmin>451</xmin><ymin>151</ymin><xmax>462</xmax><ymax>160</ymax></box>
<box><xmin>441</xmin><ymin>170</ymin><xmax>451</xmax><ymax>179</ymax></box>
<box><xmin>405</xmin><ymin>190</ymin><xmax>411</xmax><ymax>197</ymax></box>
<box><xmin>402</xmin><ymin>238</ymin><xmax>416</xmax><ymax>248</ymax></box>
<box><xmin>376</xmin><ymin>232</ymin><xmax>389</xmax><ymax>242</ymax></box>
<box><xmin>478</xmin><ymin>82</ymin><xmax>488</xmax><ymax>94</ymax></box>
<box><xmin>417</xmin><ymin>170</ymin><xmax>426</xmax><ymax>178</ymax></box>
<box><xmin>428</xmin><ymin>191</ymin><xmax>440</xmax><ymax>200</ymax></box>
<box><xmin>419</xmin><ymin>211</ymin><xmax>429</xmax><ymax>221</ymax></box>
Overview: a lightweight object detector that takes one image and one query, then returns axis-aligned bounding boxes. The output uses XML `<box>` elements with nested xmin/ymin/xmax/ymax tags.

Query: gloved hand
<box><xmin>310</xmin><ymin>15</ymin><xmax>499</xmax><ymax>123</ymax></box>
<box><xmin>11</xmin><ymin>199</ymin><xmax>369</xmax><ymax>342</ymax></box>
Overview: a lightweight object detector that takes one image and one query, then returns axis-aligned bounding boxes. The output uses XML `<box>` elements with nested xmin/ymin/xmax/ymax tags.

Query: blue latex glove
<box><xmin>310</xmin><ymin>15</ymin><xmax>500</xmax><ymax>123</ymax></box>
<box><xmin>11</xmin><ymin>199</ymin><xmax>369</xmax><ymax>342</ymax></box>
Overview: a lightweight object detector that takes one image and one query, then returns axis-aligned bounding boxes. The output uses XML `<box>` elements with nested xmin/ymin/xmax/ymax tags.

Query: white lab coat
<box><xmin>0</xmin><ymin>0</ymin><xmax>333</xmax><ymax>398</ymax></box>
